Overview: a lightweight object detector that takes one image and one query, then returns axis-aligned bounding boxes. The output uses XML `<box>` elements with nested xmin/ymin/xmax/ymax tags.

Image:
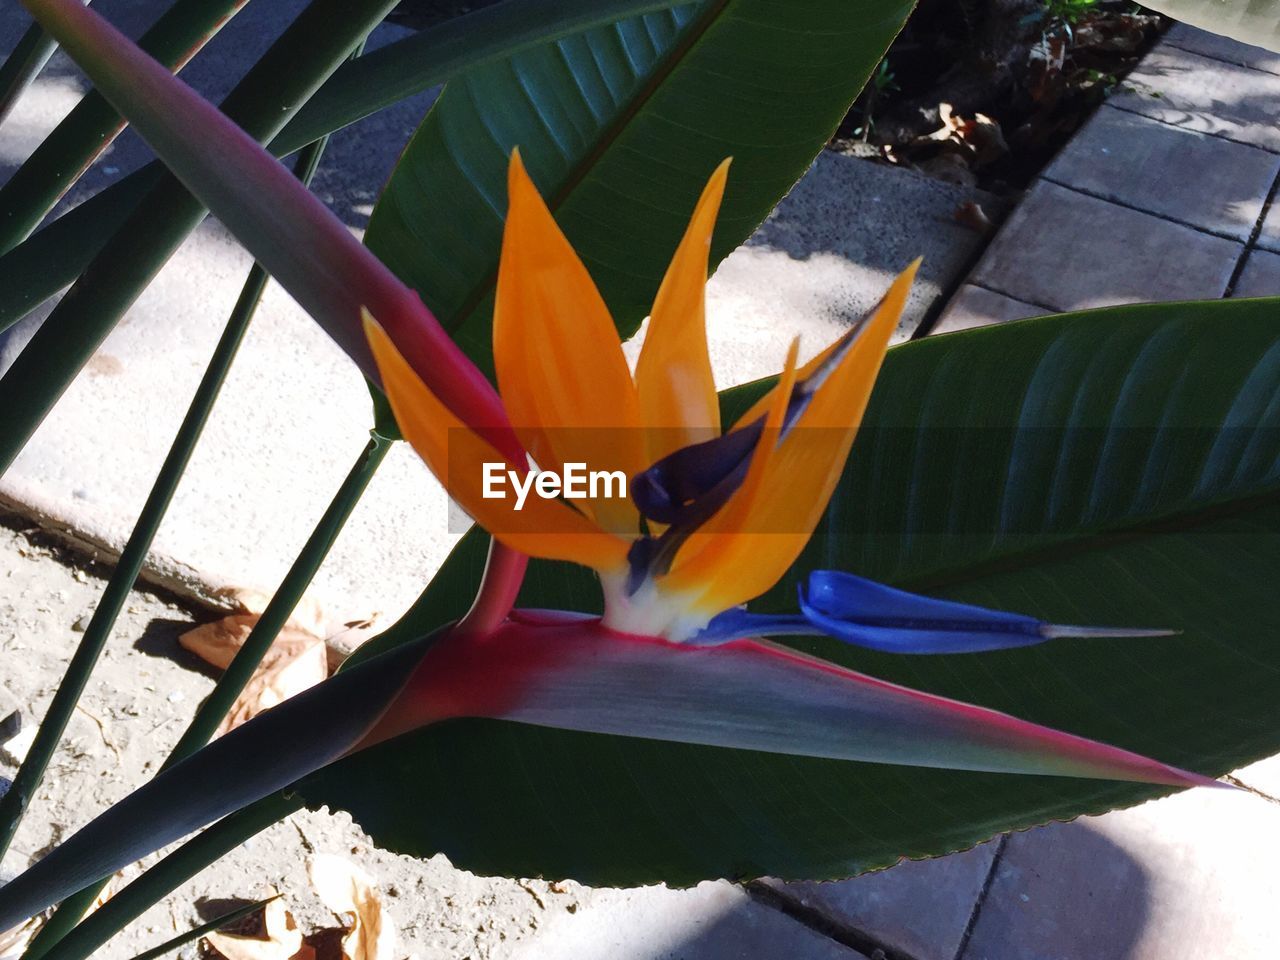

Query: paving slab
<box><xmin>1164</xmin><ymin>21</ymin><xmax>1280</xmax><ymax>76</ymax></box>
<box><xmin>960</xmin><ymin>787</ymin><xmax>1279</xmax><ymax>960</ymax></box>
<box><xmin>504</xmin><ymin>882</ymin><xmax>866</xmax><ymax>960</ymax></box>
<box><xmin>1108</xmin><ymin>42</ymin><xmax>1280</xmax><ymax>152</ymax></box>
<box><xmin>930</xmin><ymin>284</ymin><xmax>1045</xmax><ymax>334</ymax></box>
<box><xmin>969</xmin><ymin>180</ymin><xmax>1240</xmax><ymax>312</ymax></box>
<box><xmin>1042</xmin><ymin>105</ymin><xmax>1279</xmax><ymax>241</ymax></box>
<box><xmin>1230</xmin><ymin>247</ymin><xmax>1280</xmax><ymax>297</ymax></box>
<box><xmin>696</xmin><ymin>154</ymin><xmax>1005</xmax><ymax>385</ymax></box>
<box><xmin>761</xmin><ymin>842</ymin><xmax>997</xmax><ymax>960</ymax></box>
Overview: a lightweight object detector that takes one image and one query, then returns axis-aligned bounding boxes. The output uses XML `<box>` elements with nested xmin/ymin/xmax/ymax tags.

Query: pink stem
<box><xmin>457</xmin><ymin>539</ymin><xmax>530</xmax><ymax>636</ymax></box>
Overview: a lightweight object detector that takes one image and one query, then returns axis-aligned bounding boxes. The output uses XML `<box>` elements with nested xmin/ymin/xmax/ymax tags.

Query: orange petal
<box><xmin>667</xmin><ymin>261</ymin><xmax>919</xmax><ymax>614</ymax></box>
<box><xmin>493</xmin><ymin>150</ymin><xmax>643</xmax><ymax>536</ymax></box>
<box><xmin>635</xmin><ymin>159</ymin><xmax>730</xmax><ymax>462</ymax></box>
<box><xmin>662</xmin><ymin>339</ymin><xmax>800</xmax><ymax>602</ymax></box>
<box><xmin>366</xmin><ymin>313</ymin><xmax>629</xmax><ymax>571</ymax></box>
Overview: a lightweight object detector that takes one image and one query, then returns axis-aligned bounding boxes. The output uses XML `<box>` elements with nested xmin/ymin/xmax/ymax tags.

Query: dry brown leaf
<box><xmin>205</xmin><ymin>898</ymin><xmax>309</xmax><ymax>960</ymax></box>
<box><xmin>0</xmin><ymin>916</ymin><xmax>41</xmax><ymax>960</ymax></box>
<box><xmin>307</xmin><ymin>855</ymin><xmax>396</xmax><ymax>960</ymax></box>
<box><xmin>179</xmin><ymin>617</ymin><xmax>328</xmax><ymax>735</ymax></box>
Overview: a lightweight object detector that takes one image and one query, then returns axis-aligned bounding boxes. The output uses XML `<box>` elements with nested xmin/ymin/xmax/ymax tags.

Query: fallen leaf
<box><xmin>183</xmin><ymin>593</ymin><xmax>337</xmax><ymax>737</ymax></box>
<box><xmin>0</xmin><ymin>916</ymin><xmax>40</xmax><ymax>960</ymax></box>
<box><xmin>954</xmin><ymin>200</ymin><xmax>995</xmax><ymax>234</ymax></box>
<box><xmin>307</xmin><ymin>855</ymin><xmax>396</xmax><ymax>960</ymax></box>
<box><xmin>205</xmin><ymin>897</ymin><xmax>310</xmax><ymax>960</ymax></box>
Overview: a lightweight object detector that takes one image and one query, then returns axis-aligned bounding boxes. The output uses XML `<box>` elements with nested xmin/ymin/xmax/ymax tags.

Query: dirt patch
<box><xmin>0</xmin><ymin>521</ymin><xmax>584</xmax><ymax>959</ymax></box>
<box><xmin>836</xmin><ymin>0</ymin><xmax>1166</xmax><ymax>193</ymax></box>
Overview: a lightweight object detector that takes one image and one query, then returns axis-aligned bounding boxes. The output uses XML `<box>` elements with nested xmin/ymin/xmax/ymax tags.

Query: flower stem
<box><xmin>458</xmin><ymin>540</ymin><xmax>529</xmax><ymax>635</ymax></box>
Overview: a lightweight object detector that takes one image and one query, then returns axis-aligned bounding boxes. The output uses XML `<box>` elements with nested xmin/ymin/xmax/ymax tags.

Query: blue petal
<box><xmin>689</xmin><ymin>608</ymin><xmax>813</xmax><ymax>645</ymax></box>
<box><xmin>630</xmin><ymin>300</ymin><xmax>883</xmax><ymax>531</ymax></box>
<box><xmin>800</xmin><ymin>570</ymin><xmax>1172</xmax><ymax>654</ymax></box>
<box><xmin>691</xmin><ymin>571</ymin><xmax>1173</xmax><ymax>653</ymax></box>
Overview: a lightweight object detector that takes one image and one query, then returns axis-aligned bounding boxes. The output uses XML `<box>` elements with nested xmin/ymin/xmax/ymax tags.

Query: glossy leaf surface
<box><xmin>305</xmin><ymin>300</ymin><xmax>1280</xmax><ymax>884</ymax></box>
<box><xmin>363</xmin><ymin>0</ymin><xmax>915</xmax><ymax>368</ymax></box>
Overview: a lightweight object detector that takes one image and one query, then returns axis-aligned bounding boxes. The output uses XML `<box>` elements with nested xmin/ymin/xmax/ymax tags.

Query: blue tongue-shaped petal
<box><xmin>691</xmin><ymin>570</ymin><xmax>1174</xmax><ymax>652</ymax></box>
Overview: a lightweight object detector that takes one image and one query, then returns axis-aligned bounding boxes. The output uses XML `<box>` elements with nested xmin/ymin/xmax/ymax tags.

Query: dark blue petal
<box><xmin>689</xmin><ymin>608</ymin><xmax>813</xmax><ymax>645</ymax></box>
<box><xmin>800</xmin><ymin>570</ymin><xmax>1172</xmax><ymax>654</ymax></box>
<box><xmin>630</xmin><ymin>292</ymin><xmax>886</xmax><ymax>533</ymax></box>
<box><xmin>630</xmin><ymin>422</ymin><xmax>761</xmax><ymax>527</ymax></box>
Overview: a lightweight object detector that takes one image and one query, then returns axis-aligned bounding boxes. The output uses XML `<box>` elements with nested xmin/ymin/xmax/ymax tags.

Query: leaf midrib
<box><xmin>903</xmin><ymin>482</ymin><xmax>1280</xmax><ymax>595</ymax></box>
<box><xmin>442</xmin><ymin>0</ymin><xmax>733</xmax><ymax>334</ymax></box>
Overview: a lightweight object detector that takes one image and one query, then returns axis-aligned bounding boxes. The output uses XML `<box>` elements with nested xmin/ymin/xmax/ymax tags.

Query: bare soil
<box><xmin>0</xmin><ymin>521</ymin><xmax>585</xmax><ymax>959</ymax></box>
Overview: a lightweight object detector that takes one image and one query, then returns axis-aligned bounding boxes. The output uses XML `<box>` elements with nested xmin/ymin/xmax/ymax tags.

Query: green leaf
<box><xmin>363</xmin><ymin>0</ymin><xmax>915</xmax><ymax>369</ymax></box>
<box><xmin>1141</xmin><ymin>1</ymin><xmax>1280</xmax><ymax>53</ymax></box>
<box><xmin>304</xmin><ymin>299</ymin><xmax>1280</xmax><ymax>885</ymax></box>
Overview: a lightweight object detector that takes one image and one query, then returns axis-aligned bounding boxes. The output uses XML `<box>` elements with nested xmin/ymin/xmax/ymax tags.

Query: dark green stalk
<box><xmin>24</xmin><ymin>435</ymin><xmax>389</xmax><ymax>956</ymax></box>
<box><xmin>126</xmin><ymin>895</ymin><xmax>278</xmax><ymax>960</ymax></box>
<box><xmin>0</xmin><ymin>0</ymin><xmax>249</xmax><ymax>255</ymax></box>
<box><xmin>172</xmin><ymin>431</ymin><xmax>392</xmax><ymax>761</ymax></box>
<box><xmin>0</xmin><ymin>0</ymin><xmax>684</xmax><ymax>337</ymax></box>
<box><xmin>13</xmin><ymin>131</ymin><xmax>360</xmax><ymax>957</ymax></box>
<box><xmin>33</xmin><ymin>793</ymin><xmax>303</xmax><ymax>960</ymax></box>
<box><xmin>0</xmin><ymin>220</ymin><xmax>284</xmax><ymax>861</ymax></box>
<box><xmin>0</xmin><ymin>14</ymin><xmax>63</xmax><ymax>131</ymax></box>
<box><xmin>0</xmin><ymin>0</ymin><xmax>395</xmax><ymax>477</ymax></box>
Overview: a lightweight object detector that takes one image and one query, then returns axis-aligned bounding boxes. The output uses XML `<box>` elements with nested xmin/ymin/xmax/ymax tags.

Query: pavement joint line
<box><xmin>1104</xmin><ymin>100</ymin><xmax>1280</xmax><ymax>156</ymax></box>
<box><xmin>1223</xmin><ymin>152</ymin><xmax>1280</xmax><ymax>297</ymax></box>
<box><xmin>967</xmin><ymin>280</ymin><xmax>1059</xmax><ymax>317</ymax></box>
<box><xmin>1039</xmin><ymin>174</ymin><xmax>1251</xmax><ymax>245</ymax></box>
<box><xmin>911</xmin><ymin>199</ymin><xmax>1011</xmax><ymax>340</ymax></box>
<box><xmin>743</xmin><ymin>878</ymin><xmax>923</xmax><ymax>960</ymax></box>
<box><xmin>951</xmin><ymin>834</ymin><xmax>1008</xmax><ymax>960</ymax></box>
<box><xmin>1161</xmin><ymin>39</ymin><xmax>1280</xmax><ymax>79</ymax></box>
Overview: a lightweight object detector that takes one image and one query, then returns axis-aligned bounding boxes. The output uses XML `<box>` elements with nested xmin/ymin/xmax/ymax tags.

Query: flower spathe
<box><xmin>367</xmin><ymin>151</ymin><xmax>921</xmax><ymax>642</ymax></box>
<box><xmin>366</xmin><ymin>151</ymin><xmax>1169</xmax><ymax>655</ymax></box>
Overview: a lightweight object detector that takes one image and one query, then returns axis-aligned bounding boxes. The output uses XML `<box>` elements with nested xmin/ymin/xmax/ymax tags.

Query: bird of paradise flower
<box><xmin>0</xmin><ymin>0</ymin><xmax>1222</xmax><ymax>931</ymax></box>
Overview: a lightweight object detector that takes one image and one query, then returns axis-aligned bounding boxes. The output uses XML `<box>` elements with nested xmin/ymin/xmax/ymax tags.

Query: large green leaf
<box><xmin>363</xmin><ymin>0</ymin><xmax>914</xmax><ymax>368</ymax></box>
<box><xmin>303</xmin><ymin>299</ymin><xmax>1280</xmax><ymax>884</ymax></box>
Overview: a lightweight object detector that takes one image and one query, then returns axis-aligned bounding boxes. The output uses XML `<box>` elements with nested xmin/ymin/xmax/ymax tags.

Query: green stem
<box><xmin>0</xmin><ymin>134</ymin><xmax>330</xmax><ymax>862</ymax></box>
<box><xmin>31</xmin><ymin>793</ymin><xmax>303</xmax><ymax>960</ymax></box>
<box><xmin>0</xmin><ymin>13</ymin><xmax>63</xmax><ymax>131</ymax></box>
<box><xmin>0</xmin><ymin>0</ymin><xmax>393</xmax><ymax>477</ymax></box>
<box><xmin>0</xmin><ymin>0</ymin><xmax>685</xmax><ymax>338</ymax></box>
<box><xmin>127</xmin><ymin>895</ymin><xmax>278</xmax><ymax>960</ymax></box>
<box><xmin>23</xmin><ymin>434</ymin><xmax>388</xmax><ymax>956</ymax></box>
<box><xmin>21</xmin><ymin>433</ymin><xmax>389</xmax><ymax>955</ymax></box>
<box><xmin>174</xmin><ymin>432</ymin><xmax>392</xmax><ymax>760</ymax></box>
<box><xmin>0</xmin><ymin>0</ymin><xmax>248</xmax><ymax>255</ymax></box>
<box><xmin>0</xmin><ymin>274</ymin><xmax>262</xmax><ymax>857</ymax></box>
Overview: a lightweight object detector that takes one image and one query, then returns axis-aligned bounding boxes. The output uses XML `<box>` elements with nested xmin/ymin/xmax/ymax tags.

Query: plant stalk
<box><xmin>31</xmin><ymin>792</ymin><xmax>303</xmax><ymax>960</ymax></box>
<box><xmin>0</xmin><ymin>0</ymin><xmax>249</xmax><ymax>256</ymax></box>
<box><xmin>15</xmin><ymin>131</ymin><xmax>384</xmax><ymax>957</ymax></box>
